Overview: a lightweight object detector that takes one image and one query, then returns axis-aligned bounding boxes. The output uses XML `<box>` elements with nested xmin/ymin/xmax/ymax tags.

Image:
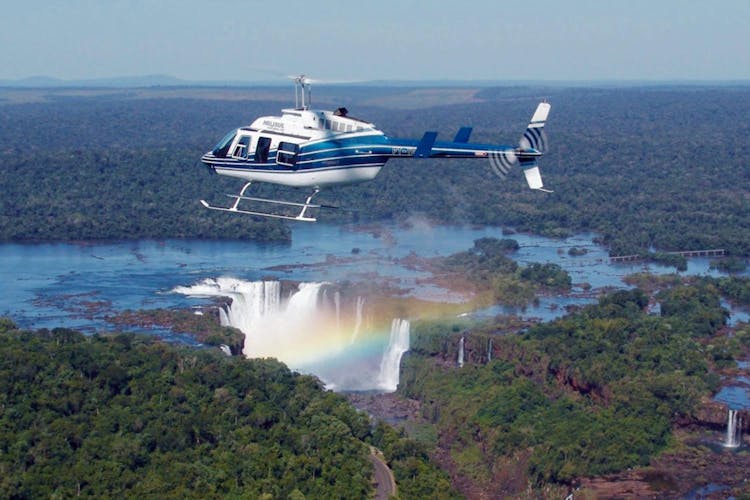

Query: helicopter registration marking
<box><xmin>392</xmin><ymin>147</ymin><xmax>410</xmax><ymax>156</ymax></box>
<box><xmin>262</xmin><ymin>120</ymin><xmax>284</xmax><ymax>131</ymax></box>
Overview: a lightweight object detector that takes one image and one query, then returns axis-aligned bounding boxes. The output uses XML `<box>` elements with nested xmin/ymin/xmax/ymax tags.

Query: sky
<box><xmin>1</xmin><ymin>0</ymin><xmax>749</xmax><ymax>82</ymax></box>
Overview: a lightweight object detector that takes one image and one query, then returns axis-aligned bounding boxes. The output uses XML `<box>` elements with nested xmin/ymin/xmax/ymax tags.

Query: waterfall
<box><xmin>174</xmin><ymin>278</ymin><xmax>411</xmax><ymax>391</ymax></box>
<box><xmin>218</xmin><ymin>307</ymin><xmax>229</xmax><ymax>326</ymax></box>
<box><xmin>377</xmin><ymin>319</ymin><xmax>410</xmax><ymax>392</ymax></box>
<box><xmin>487</xmin><ymin>338</ymin><xmax>493</xmax><ymax>363</ymax></box>
<box><xmin>458</xmin><ymin>336</ymin><xmax>465</xmax><ymax>368</ymax></box>
<box><xmin>284</xmin><ymin>282</ymin><xmax>321</xmax><ymax>318</ymax></box>
<box><xmin>351</xmin><ymin>296</ymin><xmax>364</xmax><ymax>344</ymax></box>
<box><xmin>174</xmin><ymin>278</ymin><xmax>318</xmax><ymax>363</ymax></box>
<box><xmin>725</xmin><ymin>409</ymin><xmax>742</xmax><ymax>448</ymax></box>
<box><xmin>219</xmin><ymin>280</ymin><xmax>281</xmax><ymax>333</ymax></box>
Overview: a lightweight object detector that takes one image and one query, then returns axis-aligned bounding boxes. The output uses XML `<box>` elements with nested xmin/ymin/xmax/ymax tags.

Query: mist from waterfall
<box><xmin>351</xmin><ymin>296</ymin><xmax>365</xmax><ymax>344</ymax></box>
<box><xmin>334</xmin><ymin>291</ymin><xmax>341</xmax><ymax>331</ymax></box>
<box><xmin>725</xmin><ymin>409</ymin><xmax>742</xmax><ymax>448</ymax></box>
<box><xmin>174</xmin><ymin>278</ymin><xmax>408</xmax><ymax>392</ymax></box>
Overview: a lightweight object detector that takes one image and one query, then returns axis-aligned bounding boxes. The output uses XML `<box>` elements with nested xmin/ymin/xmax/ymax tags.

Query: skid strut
<box><xmin>200</xmin><ymin>182</ymin><xmax>325</xmax><ymax>222</ymax></box>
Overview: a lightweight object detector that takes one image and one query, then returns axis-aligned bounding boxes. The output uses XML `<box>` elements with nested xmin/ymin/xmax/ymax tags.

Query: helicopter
<box><xmin>200</xmin><ymin>75</ymin><xmax>552</xmax><ymax>222</ymax></box>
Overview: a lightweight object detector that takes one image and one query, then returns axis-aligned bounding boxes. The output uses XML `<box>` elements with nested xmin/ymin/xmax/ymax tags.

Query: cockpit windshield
<box><xmin>211</xmin><ymin>129</ymin><xmax>237</xmax><ymax>158</ymax></box>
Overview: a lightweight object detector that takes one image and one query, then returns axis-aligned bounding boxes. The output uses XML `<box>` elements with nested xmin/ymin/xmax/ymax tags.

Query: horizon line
<box><xmin>2</xmin><ymin>74</ymin><xmax>750</xmax><ymax>89</ymax></box>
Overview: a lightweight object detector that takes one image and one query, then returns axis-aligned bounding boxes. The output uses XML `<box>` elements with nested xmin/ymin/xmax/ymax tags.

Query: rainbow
<box><xmin>173</xmin><ymin>277</ymin><xmax>409</xmax><ymax>391</ymax></box>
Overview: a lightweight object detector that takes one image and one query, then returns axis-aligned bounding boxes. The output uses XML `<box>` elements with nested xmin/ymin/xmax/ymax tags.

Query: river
<box><xmin>1</xmin><ymin>222</ymin><xmax>747</xmax><ymax>391</ymax></box>
<box><xmin>1</xmin><ymin>222</ymin><xmax>741</xmax><ymax>330</ymax></box>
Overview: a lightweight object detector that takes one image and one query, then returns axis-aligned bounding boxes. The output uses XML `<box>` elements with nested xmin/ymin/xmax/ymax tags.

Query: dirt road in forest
<box><xmin>369</xmin><ymin>447</ymin><xmax>396</xmax><ymax>499</ymax></box>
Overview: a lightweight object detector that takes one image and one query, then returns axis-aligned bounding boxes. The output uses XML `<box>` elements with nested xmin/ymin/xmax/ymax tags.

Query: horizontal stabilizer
<box><xmin>415</xmin><ymin>132</ymin><xmax>438</xmax><ymax>158</ymax></box>
<box><xmin>523</xmin><ymin>165</ymin><xmax>553</xmax><ymax>193</ymax></box>
<box><xmin>453</xmin><ymin>127</ymin><xmax>472</xmax><ymax>143</ymax></box>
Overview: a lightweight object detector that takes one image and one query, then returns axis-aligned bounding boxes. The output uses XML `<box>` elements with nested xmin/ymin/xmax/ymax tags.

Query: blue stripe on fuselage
<box><xmin>205</xmin><ymin>151</ymin><xmax>389</xmax><ymax>173</ymax></box>
<box><xmin>202</xmin><ymin>134</ymin><xmax>533</xmax><ymax>173</ymax></box>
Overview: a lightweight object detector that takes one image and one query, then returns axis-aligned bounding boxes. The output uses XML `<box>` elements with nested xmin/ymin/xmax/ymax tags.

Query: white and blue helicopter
<box><xmin>200</xmin><ymin>76</ymin><xmax>552</xmax><ymax>221</ymax></box>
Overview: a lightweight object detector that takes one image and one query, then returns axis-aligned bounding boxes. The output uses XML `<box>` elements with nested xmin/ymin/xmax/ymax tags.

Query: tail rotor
<box><xmin>488</xmin><ymin>102</ymin><xmax>552</xmax><ymax>192</ymax></box>
<box><xmin>488</xmin><ymin>149</ymin><xmax>518</xmax><ymax>180</ymax></box>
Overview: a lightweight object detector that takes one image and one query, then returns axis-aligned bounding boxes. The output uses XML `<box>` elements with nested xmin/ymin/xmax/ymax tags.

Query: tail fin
<box><xmin>520</xmin><ymin>102</ymin><xmax>552</xmax><ymax>192</ymax></box>
<box><xmin>520</xmin><ymin>102</ymin><xmax>550</xmax><ymax>152</ymax></box>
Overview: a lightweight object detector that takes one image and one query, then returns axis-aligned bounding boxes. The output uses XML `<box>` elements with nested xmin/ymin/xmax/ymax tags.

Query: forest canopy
<box><xmin>399</xmin><ymin>282</ymin><xmax>732</xmax><ymax>491</ymax></box>
<box><xmin>1</xmin><ymin>85</ymin><xmax>749</xmax><ymax>255</ymax></box>
<box><xmin>0</xmin><ymin>320</ymin><xmax>453</xmax><ymax>499</ymax></box>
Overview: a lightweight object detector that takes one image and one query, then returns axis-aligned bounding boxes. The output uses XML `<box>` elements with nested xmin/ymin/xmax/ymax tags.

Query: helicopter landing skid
<box><xmin>200</xmin><ymin>182</ymin><xmax>323</xmax><ymax>222</ymax></box>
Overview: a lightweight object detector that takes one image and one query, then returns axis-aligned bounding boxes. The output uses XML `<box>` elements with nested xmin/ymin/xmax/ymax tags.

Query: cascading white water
<box><xmin>377</xmin><ymin>318</ymin><xmax>410</xmax><ymax>392</ymax></box>
<box><xmin>351</xmin><ymin>296</ymin><xmax>365</xmax><ymax>344</ymax></box>
<box><xmin>458</xmin><ymin>336</ymin><xmax>465</xmax><ymax>368</ymax></box>
<box><xmin>725</xmin><ymin>409</ymin><xmax>742</xmax><ymax>448</ymax></box>
<box><xmin>218</xmin><ymin>307</ymin><xmax>229</xmax><ymax>326</ymax></box>
<box><xmin>487</xmin><ymin>338</ymin><xmax>493</xmax><ymax>363</ymax></box>
<box><xmin>174</xmin><ymin>277</ymin><xmax>281</xmax><ymax>331</ymax></box>
<box><xmin>175</xmin><ymin>278</ymin><xmax>321</xmax><ymax>365</ymax></box>
<box><xmin>220</xmin><ymin>280</ymin><xmax>281</xmax><ymax>333</ymax></box>
<box><xmin>174</xmin><ymin>278</ymin><xmax>409</xmax><ymax>392</ymax></box>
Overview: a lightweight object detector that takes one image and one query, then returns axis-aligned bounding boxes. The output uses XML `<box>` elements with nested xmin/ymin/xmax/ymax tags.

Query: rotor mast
<box><xmin>294</xmin><ymin>75</ymin><xmax>312</xmax><ymax>110</ymax></box>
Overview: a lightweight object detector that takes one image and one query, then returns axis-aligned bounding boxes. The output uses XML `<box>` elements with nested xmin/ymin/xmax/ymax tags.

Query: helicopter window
<box><xmin>255</xmin><ymin>136</ymin><xmax>272</xmax><ymax>163</ymax></box>
<box><xmin>211</xmin><ymin>129</ymin><xmax>237</xmax><ymax>158</ymax></box>
<box><xmin>232</xmin><ymin>135</ymin><xmax>251</xmax><ymax>158</ymax></box>
<box><xmin>277</xmin><ymin>142</ymin><xmax>300</xmax><ymax>168</ymax></box>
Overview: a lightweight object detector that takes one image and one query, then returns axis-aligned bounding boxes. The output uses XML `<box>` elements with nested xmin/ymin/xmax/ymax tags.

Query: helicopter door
<box><xmin>276</xmin><ymin>141</ymin><xmax>300</xmax><ymax>169</ymax></box>
<box><xmin>255</xmin><ymin>136</ymin><xmax>272</xmax><ymax>163</ymax></box>
<box><xmin>231</xmin><ymin>135</ymin><xmax>251</xmax><ymax>159</ymax></box>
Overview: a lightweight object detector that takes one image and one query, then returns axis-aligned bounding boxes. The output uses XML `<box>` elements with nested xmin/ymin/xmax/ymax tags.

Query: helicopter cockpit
<box><xmin>211</xmin><ymin>129</ymin><xmax>238</xmax><ymax>158</ymax></box>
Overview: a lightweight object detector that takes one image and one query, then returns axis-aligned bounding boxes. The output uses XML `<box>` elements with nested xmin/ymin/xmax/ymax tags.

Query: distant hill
<box><xmin>2</xmin><ymin>74</ymin><xmax>749</xmax><ymax>89</ymax></box>
<box><xmin>0</xmin><ymin>74</ymin><xmax>506</xmax><ymax>89</ymax></box>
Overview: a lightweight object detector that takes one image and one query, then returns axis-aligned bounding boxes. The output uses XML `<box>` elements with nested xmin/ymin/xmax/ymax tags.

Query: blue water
<box><xmin>714</xmin><ymin>368</ymin><xmax>750</xmax><ymax>410</ymax></box>
<box><xmin>725</xmin><ymin>301</ymin><xmax>750</xmax><ymax>326</ymax></box>
<box><xmin>0</xmin><ymin>223</ymin><xmax>746</xmax><ymax>331</ymax></box>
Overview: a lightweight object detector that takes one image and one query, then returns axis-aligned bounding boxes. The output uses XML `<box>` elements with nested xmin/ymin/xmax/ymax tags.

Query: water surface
<box><xmin>0</xmin><ymin>223</ymin><xmax>745</xmax><ymax>331</ymax></box>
